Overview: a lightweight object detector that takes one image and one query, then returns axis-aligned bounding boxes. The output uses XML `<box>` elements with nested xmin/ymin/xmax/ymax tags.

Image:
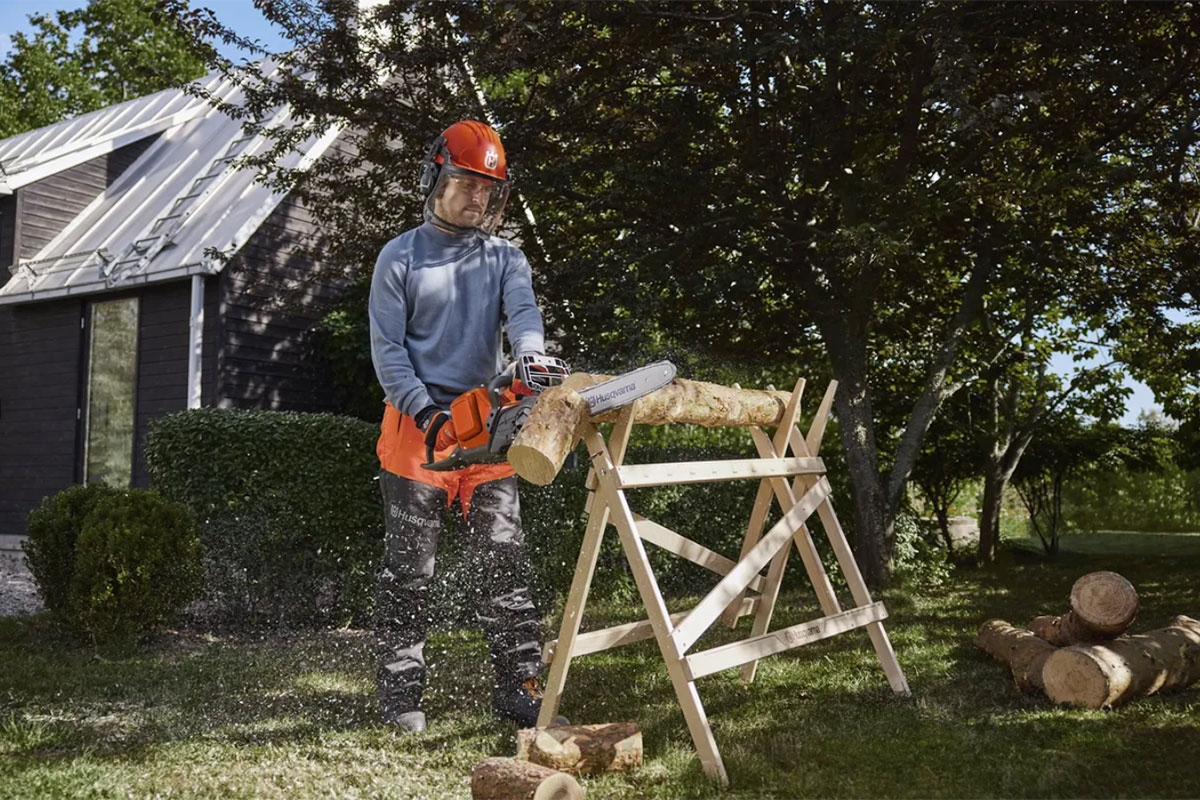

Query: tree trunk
<box><xmin>1042</xmin><ymin>615</ymin><xmax>1200</xmax><ymax>709</ymax></box>
<box><xmin>1029</xmin><ymin>571</ymin><xmax>1139</xmax><ymax>646</ymax></box>
<box><xmin>974</xmin><ymin>619</ymin><xmax>1058</xmax><ymax>692</ymax></box>
<box><xmin>507</xmin><ymin>374</ymin><xmax>792</xmax><ymax>485</ymax></box>
<box><xmin>934</xmin><ymin>506</ymin><xmax>954</xmax><ymax>554</ymax></box>
<box><xmin>516</xmin><ymin>722</ymin><xmax>642</xmax><ymax>775</ymax></box>
<box><xmin>470</xmin><ymin>757</ymin><xmax>584</xmax><ymax>800</ymax></box>
<box><xmin>832</xmin><ymin>376</ymin><xmax>893</xmax><ymax>589</ymax></box>
<box><xmin>978</xmin><ymin>459</ymin><xmax>1005</xmax><ymax>562</ymax></box>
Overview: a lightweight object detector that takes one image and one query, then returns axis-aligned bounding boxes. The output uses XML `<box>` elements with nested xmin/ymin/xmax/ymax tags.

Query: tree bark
<box><xmin>978</xmin><ymin>460</ymin><xmax>1005</xmax><ymax>562</ymax></box>
<box><xmin>975</xmin><ymin>619</ymin><xmax>1058</xmax><ymax>693</ymax></box>
<box><xmin>470</xmin><ymin>757</ymin><xmax>584</xmax><ymax>800</ymax></box>
<box><xmin>827</xmin><ymin>351</ymin><xmax>893</xmax><ymax>589</ymax></box>
<box><xmin>1042</xmin><ymin>615</ymin><xmax>1200</xmax><ymax>709</ymax></box>
<box><xmin>508</xmin><ymin>374</ymin><xmax>791</xmax><ymax>485</ymax></box>
<box><xmin>516</xmin><ymin>722</ymin><xmax>642</xmax><ymax>775</ymax></box>
<box><xmin>978</xmin><ymin>429</ymin><xmax>1034</xmax><ymax>562</ymax></box>
<box><xmin>1029</xmin><ymin>571</ymin><xmax>1139</xmax><ymax>646</ymax></box>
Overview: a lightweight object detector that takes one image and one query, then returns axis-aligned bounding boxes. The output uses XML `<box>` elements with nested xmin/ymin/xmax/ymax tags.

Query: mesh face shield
<box><xmin>424</xmin><ymin>167</ymin><xmax>510</xmax><ymax>236</ymax></box>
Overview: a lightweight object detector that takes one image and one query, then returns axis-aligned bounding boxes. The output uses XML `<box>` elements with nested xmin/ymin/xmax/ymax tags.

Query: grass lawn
<box><xmin>3</xmin><ymin>531</ymin><xmax>1199</xmax><ymax>799</ymax></box>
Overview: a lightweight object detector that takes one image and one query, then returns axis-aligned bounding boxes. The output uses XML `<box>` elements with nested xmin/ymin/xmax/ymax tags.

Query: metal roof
<box><xmin>0</xmin><ymin>63</ymin><xmax>342</xmax><ymax>305</ymax></box>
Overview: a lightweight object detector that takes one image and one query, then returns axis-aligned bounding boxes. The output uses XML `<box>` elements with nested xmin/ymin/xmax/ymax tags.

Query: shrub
<box><xmin>891</xmin><ymin>510</ymin><xmax>952</xmax><ymax>589</ymax></box>
<box><xmin>69</xmin><ymin>490</ymin><xmax>202</xmax><ymax>645</ymax></box>
<box><xmin>146</xmin><ymin>409</ymin><xmax>382</xmax><ymax>626</ymax></box>
<box><xmin>24</xmin><ymin>483</ymin><xmax>121</xmax><ymax>624</ymax></box>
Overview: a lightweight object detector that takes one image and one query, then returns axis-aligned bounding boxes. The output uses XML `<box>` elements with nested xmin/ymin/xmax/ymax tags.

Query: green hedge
<box><xmin>146</xmin><ymin>408</ymin><xmax>878</xmax><ymax>628</ymax></box>
<box><xmin>146</xmin><ymin>409</ymin><xmax>382</xmax><ymax>626</ymax></box>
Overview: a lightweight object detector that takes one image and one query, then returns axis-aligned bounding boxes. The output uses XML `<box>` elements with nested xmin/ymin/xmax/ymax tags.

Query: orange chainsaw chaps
<box><xmin>377</xmin><ymin>402</ymin><xmax>514</xmax><ymax>516</ymax></box>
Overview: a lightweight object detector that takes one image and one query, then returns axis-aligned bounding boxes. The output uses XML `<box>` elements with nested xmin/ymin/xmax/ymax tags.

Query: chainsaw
<box><xmin>422</xmin><ymin>355</ymin><xmax>677</xmax><ymax>472</ymax></box>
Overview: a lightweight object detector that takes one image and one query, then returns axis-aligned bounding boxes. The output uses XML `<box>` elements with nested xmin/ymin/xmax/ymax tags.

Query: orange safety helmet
<box><xmin>420</xmin><ymin>120</ymin><xmax>510</xmax><ymax>235</ymax></box>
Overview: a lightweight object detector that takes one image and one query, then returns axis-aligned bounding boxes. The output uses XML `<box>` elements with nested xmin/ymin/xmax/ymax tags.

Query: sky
<box><xmin>0</xmin><ymin>2</ymin><xmax>1178</xmax><ymax>425</ymax></box>
<box><xmin>0</xmin><ymin>0</ymin><xmax>291</xmax><ymax>61</ymax></box>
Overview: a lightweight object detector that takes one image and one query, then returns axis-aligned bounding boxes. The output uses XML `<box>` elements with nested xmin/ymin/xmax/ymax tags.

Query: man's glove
<box><xmin>416</xmin><ymin>405</ymin><xmax>458</xmax><ymax>452</ymax></box>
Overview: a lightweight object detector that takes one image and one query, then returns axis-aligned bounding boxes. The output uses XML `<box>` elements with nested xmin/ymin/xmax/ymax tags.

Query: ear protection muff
<box><xmin>419</xmin><ymin>135</ymin><xmax>447</xmax><ymax>198</ymax></box>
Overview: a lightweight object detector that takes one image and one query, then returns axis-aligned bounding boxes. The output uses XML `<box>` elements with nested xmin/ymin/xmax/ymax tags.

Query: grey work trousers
<box><xmin>374</xmin><ymin>471</ymin><xmax>542</xmax><ymax>716</ymax></box>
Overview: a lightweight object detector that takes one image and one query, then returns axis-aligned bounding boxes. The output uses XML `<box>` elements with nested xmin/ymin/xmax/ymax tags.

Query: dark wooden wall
<box><xmin>131</xmin><ymin>280</ymin><xmax>193</xmax><ymax>489</ymax></box>
<box><xmin>18</xmin><ymin>136</ymin><xmax>158</xmax><ymax>261</ymax></box>
<box><xmin>0</xmin><ymin>299</ymin><xmax>84</xmax><ymax>539</ymax></box>
<box><xmin>216</xmin><ymin>195</ymin><xmax>345</xmax><ymax>412</ymax></box>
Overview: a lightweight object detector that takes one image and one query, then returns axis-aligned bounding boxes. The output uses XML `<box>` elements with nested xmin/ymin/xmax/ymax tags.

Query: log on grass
<box><xmin>516</xmin><ymin>722</ymin><xmax>642</xmax><ymax>775</ymax></box>
<box><xmin>1029</xmin><ymin>571</ymin><xmax>1139</xmax><ymax>646</ymax></box>
<box><xmin>975</xmin><ymin>619</ymin><xmax>1058</xmax><ymax>692</ymax></box>
<box><xmin>1042</xmin><ymin>615</ymin><xmax>1200</xmax><ymax>709</ymax></box>
<box><xmin>508</xmin><ymin>374</ymin><xmax>792</xmax><ymax>485</ymax></box>
<box><xmin>470</xmin><ymin>757</ymin><xmax>584</xmax><ymax>800</ymax></box>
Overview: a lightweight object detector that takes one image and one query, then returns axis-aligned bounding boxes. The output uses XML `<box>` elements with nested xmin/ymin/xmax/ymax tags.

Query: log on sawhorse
<box><xmin>535</xmin><ymin>379</ymin><xmax>910</xmax><ymax>787</ymax></box>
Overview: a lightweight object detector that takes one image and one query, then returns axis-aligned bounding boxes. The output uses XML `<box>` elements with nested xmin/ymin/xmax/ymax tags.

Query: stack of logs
<box><xmin>470</xmin><ymin>722</ymin><xmax>642</xmax><ymax>800</ymax></box>
<box><xmin>975</xmin><ymin>571</ymin><xmax>1200</xmax><ymax>708</ymax></box>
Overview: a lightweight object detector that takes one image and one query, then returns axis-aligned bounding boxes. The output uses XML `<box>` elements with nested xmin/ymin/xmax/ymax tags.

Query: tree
<box><xmin>911</xmin><ymin>393</ymin><xmax>986</xmax><ymax>555</ymax></box>
<box><xmin>1013</xmin><ymin>419</ymin><xmax>1123</xmax><ymax>555</ymax></box>
<box><xmin>169</xmin><ymin>1</ymin><xmax>1200</xmax><ymax>587</ymax></box>
<box><xmin>0</xmin><ymin>0</ymin><xmax>206</xmax><ymax>138</ymax></box>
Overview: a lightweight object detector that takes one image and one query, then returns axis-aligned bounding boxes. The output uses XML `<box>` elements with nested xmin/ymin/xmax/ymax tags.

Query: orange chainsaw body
<box><xmin>447</xmin><ymin>381</ymin><xmax>529</xmax><ymax>452</ymax></box>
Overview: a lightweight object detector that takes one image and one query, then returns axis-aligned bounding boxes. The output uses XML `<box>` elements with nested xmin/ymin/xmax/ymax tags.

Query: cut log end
<box><xmin>1042</xmin><ymin>647</ymin><xmax>1121</xmax><ymax>709</ymax></box>
<box><xmin>508</xmin><ymin>444</ymin><xmax>560</xmax><ymax>486</ymax></box>
<box><xmin>470</xmin><ymin>757</ymin><xmax>584</xmax><ymax>800</ymax></box>
<box><xmin>1070</xmin><ymin>571</ymin><xmax>1139</xmax><ymax>635</ymax></box>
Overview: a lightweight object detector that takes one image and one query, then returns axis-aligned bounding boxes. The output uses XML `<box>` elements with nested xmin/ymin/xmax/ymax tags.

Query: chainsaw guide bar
<box><xmin>578</xmin><ymin>360</ymin><xmax>677</xmax><ymax>416</ymax></box>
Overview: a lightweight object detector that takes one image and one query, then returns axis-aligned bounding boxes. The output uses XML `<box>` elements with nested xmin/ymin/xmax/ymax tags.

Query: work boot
<box><xmin>492</xmin><ymin>677</ymin><xmax>569</xmax><ymax>728</ymax></box>
<box><xmin>381</xmin><ymin>697</ymin><xmax>427</xmax><ymax>733</ymax></box>
<box><xmin>387</xmin><ymin>710</ymin><xmax>427</xmax><ymax>733</ymax></box>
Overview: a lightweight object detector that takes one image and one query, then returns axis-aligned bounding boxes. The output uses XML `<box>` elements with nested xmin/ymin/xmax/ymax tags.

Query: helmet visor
<box><xmin>426</xmin><ymin>168</ymin><xmax>510</xmax><ymax>235</ymax></box>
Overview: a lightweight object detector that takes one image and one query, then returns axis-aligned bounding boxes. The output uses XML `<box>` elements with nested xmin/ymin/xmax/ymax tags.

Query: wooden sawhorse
<box><xmin>535</xmin><ymin>379</ymin><xmax>910</xmax><ymax>786</ymax></box>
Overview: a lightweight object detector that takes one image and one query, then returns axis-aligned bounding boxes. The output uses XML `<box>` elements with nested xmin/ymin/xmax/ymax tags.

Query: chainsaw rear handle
<box><xmin>424</xmin><ymin>372</ymin><xmax>514</xmax><ymax>468</ymax></box>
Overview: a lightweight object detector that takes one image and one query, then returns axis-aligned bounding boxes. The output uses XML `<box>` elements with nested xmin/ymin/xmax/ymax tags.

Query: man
<box><xmin>369</xmin><ymin>120</ymin><xmax>551</xmax><ymax>733</ymax></box>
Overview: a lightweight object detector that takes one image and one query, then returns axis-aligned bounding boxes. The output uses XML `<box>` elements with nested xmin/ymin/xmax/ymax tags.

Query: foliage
<box><xmin>890</xmin><ymin>510</ymin><xmax>954</xmax><ymax>589</ymax></box>
<box><xmin>911</xmin><ymin>392</ymin><xmax>987</xmax><ymax>552</ymax></box>
<box><xmin>145</xmin><ymin>409</ymin><xmax>383</xmax><ymax>626</ymax></box>
<box><xmin>0</xmin><ymin>0</ymin><xmax>206</xmax><ymax>138</ymax></box>
<box><xmin>312</xmin><ymin>279</ymin><xmax>383</xmax><ymax>421</ymax></box>
<box><xmin>23</xmin><ymin>483</ymin><xmax>121</xmax><ymax>625</ymax></box>
<box><xmin>1061</xmin><ymin>416</ymin><xmax>1200</xmax><ymax>533</ymax></box>
<box><xmin>167</xmin><ymin>1</ymin><xmax>1200</xmax><ymax>589</ymax></box>
<box><xmin>67</xmin><ymin>489</ymin><xmax>202</xmax><ymax>646</ymax></box>
<box><xmin>1012</xmin><ymin>418</ymin><xmax>1125</xmax><ymax>554</ymax></box>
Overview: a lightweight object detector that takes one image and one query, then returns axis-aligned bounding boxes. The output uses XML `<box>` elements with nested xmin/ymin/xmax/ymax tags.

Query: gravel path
<box><xmin>0</xmin><ymin>568</ymin><xmax>43</xmax><ymax>617</ymax></box>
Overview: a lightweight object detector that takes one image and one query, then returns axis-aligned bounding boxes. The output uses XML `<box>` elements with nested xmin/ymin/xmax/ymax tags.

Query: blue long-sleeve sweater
<box><xmin>369</xmin><ymin>222</ymin><xmax>546</xmax><ymax>416</ymax></box>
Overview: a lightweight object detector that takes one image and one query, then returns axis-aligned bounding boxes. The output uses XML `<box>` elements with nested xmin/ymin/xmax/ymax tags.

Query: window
<box><xmin>84</xmin><ymin>297</ymin><xmax>138</xmax><ymax>487</ymax></box>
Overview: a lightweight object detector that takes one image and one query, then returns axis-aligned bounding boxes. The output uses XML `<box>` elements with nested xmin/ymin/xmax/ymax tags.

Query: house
<box><xmin>0</xmin><ymin>65</ymin><xmax>354</xmax><ymax>555</ymax></box>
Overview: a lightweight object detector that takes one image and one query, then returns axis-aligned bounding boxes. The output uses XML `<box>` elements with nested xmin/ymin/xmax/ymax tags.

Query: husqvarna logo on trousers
<box><xmin>389</xmin><ymin>503</ymin><xmax>438</xmax><ymax>528</ymax></box>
